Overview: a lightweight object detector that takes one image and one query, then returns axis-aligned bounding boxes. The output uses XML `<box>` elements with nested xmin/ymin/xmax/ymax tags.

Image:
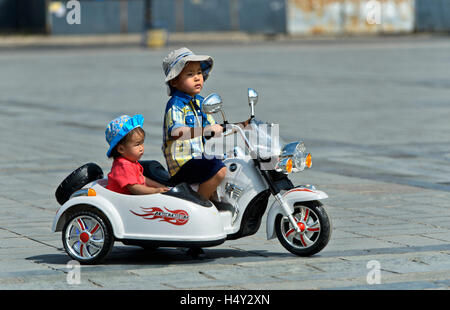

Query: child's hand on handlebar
<box><xmin>204</xmin><ymin>124</ymin><xmax>224</xmax><ymax>139</ymax></box>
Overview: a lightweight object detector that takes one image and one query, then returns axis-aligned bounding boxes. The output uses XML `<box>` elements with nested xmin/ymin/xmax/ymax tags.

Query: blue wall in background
<box><xmin>50</xmin><ymin>0</ymin><xmax>146</xmax><ymax>34</ymax></box>
<box><xmin>416</xmin><ymin>0</ymin><xmax>450</xmax><ymax>32</ymax></box>
<box><xmin>2</xmin><ymin>0</ymin><xmax>450</xmax><ymax>35</ymax></box>
<box><xmin>49</xmin><ymin>0</ymin><xmax>286</xmax><ymax>35</ymax></box>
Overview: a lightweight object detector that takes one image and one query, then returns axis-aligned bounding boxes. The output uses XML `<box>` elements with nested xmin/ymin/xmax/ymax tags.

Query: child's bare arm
<box><xmin>145</xmin><ymin>177</ymin><xmax>167</xmax><ymax>188</ymax></box>
<box><xmin>127</xmin><ymin>184</ymin><xmax>169</xmax><ymax>195</ymax></box>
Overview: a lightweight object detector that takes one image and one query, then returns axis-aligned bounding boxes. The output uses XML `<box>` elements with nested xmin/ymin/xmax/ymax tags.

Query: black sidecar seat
<box><xmin>163</xmin><ymin>182</ymin><xmax>212</xmax><ymax>207</ymax></box>
<box><xmin>139</xmin><ymin>160</ymin><xmax>174</xmax><ymax>187</ymax></box>
<box><xmin>139</xmin><ymin>160</ymin><xmax>212</xmax><ymax>208</ymax></box>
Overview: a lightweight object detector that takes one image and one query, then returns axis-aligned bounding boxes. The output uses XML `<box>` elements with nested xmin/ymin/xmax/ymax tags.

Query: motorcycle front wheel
<box><xmin>275</xmin><ymin>200</ymin><xmax>331</xmax><ymax>257</ymax></box>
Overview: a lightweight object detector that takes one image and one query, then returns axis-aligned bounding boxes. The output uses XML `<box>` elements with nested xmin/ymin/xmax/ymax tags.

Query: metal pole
<box><xmin>230</xmin><ymin>0</ymin><xmax>239</xmax><ymax>31</ymax></box>
<box><xmin>119</xmin><ymin>0</ymin><xmax>128</xmax><ymax>34</ymax></box>
<box><xmin>144</xmin><ymin>0</ymin><xmax>152</xmax><ymax>30</ymax></box>
<box><xmin>45</xmin><ymin>0</ymin><xmax>52</xmax><ymax>34</ymax></box>
<box><xmin>175</xmin><ymin>0</ymin><xmax>184</xmax><ymax>32</ymax></box>
<box><xmin>144</xmin><ymin>0</ymin><xmax>167</xmax><ymax>47</ymax></box>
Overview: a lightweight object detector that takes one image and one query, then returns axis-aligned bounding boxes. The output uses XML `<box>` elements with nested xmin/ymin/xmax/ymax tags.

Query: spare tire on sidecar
<box><xmin>55</xmin><ymin>163</ymin><xmax>104</xmax><ymax>206</ymax></box>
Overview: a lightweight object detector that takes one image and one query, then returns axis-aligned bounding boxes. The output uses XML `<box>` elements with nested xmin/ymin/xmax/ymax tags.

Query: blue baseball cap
<box><xmin>105</xmin><ymin>114</ymin><xmax>144</xmax><ymax>157</ymax></box>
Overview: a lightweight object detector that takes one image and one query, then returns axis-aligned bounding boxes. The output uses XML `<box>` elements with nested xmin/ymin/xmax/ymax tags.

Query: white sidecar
<box><xmin>52</xmin><ymin>162</ymin><xmax>232</xmax><ymax>264</ymax></box>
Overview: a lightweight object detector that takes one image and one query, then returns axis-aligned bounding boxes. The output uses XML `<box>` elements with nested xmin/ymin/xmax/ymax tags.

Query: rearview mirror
<box><xmin>248</xmin><ymin>88</ymin><xmax>258</xmax><ymax>118</ymax></box>
<box><xmin>202</xmin><ymin>93</ymin><xmax>223</xmax><ymax>114</ymax></box>
<box><xmin>202</xmin><ymin>93</ymin><xmax>228</xmax><ymax>124</ymax></box>
<box><xmin>248</xmin><ymin>88</ymin><xmax>258</xmax><ymax>106</ymax></box>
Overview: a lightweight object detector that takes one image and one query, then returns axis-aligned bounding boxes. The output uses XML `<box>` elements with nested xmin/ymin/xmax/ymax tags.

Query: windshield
<box><xmin>248</xmin><ymin>118</ymin><xmax>284</xmax><ymax>159</ymax></box>
<box><xmin>203</xmin><ymin>118</ymin><xmax>285</xmax><ymax>161</ymax></box>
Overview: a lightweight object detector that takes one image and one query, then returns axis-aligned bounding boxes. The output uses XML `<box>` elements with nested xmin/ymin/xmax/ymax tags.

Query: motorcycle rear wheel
<box><xmin>275</xmin><ymin>200</ymin><xmax>331</xmax><ymax>257</ymax></box>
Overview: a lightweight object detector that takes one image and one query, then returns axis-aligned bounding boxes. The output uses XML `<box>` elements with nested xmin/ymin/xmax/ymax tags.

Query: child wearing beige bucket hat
<box><xmin>163</xmin><ymin>47</ymin><xmax>214</xmax><ymax>96</ymax></box>
<box><xmin>161</xmin><ymin>47</ymin><xmax>226</xmax><ymax>201</ymax></box>
<box><xmin>161</xmin><ymin>47</ymin><xmax>250</xmax><ymax>203</ymax></box>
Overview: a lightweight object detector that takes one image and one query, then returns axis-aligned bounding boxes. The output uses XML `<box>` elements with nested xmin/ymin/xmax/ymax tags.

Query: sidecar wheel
<box><xmin>62</xmin><ymin>209</ymin><xmax>114</xmax><ymax>264</ymax></box>
<box><xmin>275</xmin><ymin>200</ymin><xmax>331</xmax><ymax>257</ymax></box>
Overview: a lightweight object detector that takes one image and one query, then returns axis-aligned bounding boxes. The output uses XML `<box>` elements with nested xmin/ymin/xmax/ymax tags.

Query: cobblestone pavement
<box><xmin>0</xmin><ymin>35</ymin><xmax>449</xmax><ymax>291</ymax></box>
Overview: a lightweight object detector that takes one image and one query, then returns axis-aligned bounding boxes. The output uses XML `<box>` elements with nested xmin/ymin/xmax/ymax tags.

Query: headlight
<box><xmin>305</xmin><ymin>153</ymin><xmax>312</xmax><ymax>169</ymax></box>
<box><xmin>276</xmin><ymin>157</ymin><xmax>293</xmax><ymax>174</ymax></box>
<box><xmin>275</xmin><ymin>141</ymin><xmax>311</xmax><ymax>174</ymax></box>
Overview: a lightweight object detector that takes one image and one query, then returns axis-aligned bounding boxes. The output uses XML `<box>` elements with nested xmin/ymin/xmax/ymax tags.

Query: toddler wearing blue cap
<box><xmin>105</xmin><ymin>115</ymin><xmax>169</xmax><ymax>195</ymax></box>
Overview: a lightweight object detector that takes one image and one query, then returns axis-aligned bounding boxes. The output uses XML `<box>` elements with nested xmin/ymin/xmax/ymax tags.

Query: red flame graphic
<box><xmin>130</xmin><ymin>207</ymin><xmax>189</xmax><ymax>226</ymax></box>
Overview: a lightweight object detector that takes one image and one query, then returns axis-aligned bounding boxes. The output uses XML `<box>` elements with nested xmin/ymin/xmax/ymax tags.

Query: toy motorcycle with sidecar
<box><xmin>52</xmin><ymin>88</ymin><xmax>332</xmax><ymax>264</ymax></box>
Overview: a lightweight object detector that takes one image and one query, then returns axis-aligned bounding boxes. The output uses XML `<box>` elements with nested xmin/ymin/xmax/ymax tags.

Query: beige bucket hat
<box><xmin>162</xmin><ymin>47</ymin><xmax>213</xmax><ymax>95</ymax></box>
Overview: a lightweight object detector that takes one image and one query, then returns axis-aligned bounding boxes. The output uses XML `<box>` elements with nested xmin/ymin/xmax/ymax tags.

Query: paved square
<box><xmin>1</xmin><ymin>35</ymin><xmax>449</xmax><ymax>290</ymax></box>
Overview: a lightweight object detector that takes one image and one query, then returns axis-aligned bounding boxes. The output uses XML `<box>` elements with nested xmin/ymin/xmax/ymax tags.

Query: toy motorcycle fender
<box><xmin>266</xmin><ymin>186</ymin><xmax>329</xmax><ymax>240</ymax></box>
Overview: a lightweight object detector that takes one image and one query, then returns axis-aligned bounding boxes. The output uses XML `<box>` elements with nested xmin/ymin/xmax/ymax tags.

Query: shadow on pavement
<box><xmin>320</xmin><ymin>243</ymin><xmax>450</xmax><ymax>258</ymax></box>
<box><xmin>27</xmin><ymin>245</ymin><xmax>292</xmax><ymax>267</ymax></box>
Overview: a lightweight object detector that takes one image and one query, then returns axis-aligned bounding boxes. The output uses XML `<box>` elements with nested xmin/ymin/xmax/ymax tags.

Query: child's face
<box><xmin>117</xmin><ymin>131</ymin><xmax>145</xmax><ymax>162</ymax></box>
<box><xmin>170</xmin><ymin>61</ymin><xmax>204</xmax><ymax>97</ymax></box>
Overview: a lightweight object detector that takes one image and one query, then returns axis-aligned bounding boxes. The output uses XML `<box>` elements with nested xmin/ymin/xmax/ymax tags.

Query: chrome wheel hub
<box><xmin>65</xmin><ymin>215</ymin><xmax>105</xmax><ymax>260</ymax></box>
<box><xmin>281</xmin><ymin>206</ymin><xmax>321</xmax><ymax>249</ymax></box>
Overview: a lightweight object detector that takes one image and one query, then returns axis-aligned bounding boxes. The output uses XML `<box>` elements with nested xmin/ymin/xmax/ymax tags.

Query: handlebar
<box><xmin>203</xmin><ymin>123</ymin><xmax>226</xmax><ymax>140</ymax></box>
<box><xmin>203</xmin><ymin>123</ymin><xmax>254</xmax><ymax>154</ymax></box>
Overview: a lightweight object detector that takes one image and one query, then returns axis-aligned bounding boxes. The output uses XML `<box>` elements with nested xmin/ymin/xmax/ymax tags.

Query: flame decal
<box><xmin>130</xmin><ymin>207</ymin><xmax>189</xmax><ymax>226</ymax></box>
